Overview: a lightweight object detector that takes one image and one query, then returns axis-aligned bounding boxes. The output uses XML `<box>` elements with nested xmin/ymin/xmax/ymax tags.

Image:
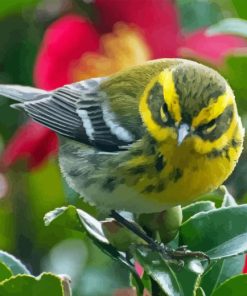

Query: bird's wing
<box><xmin>12</xmin><ymin>78</ymin><xmax>136</xmax><ymax>151</ymax></box>
<box><xmin>0</xmin><ymin>84</ymin><xmax>47</xmax><ymax>102</ymax></box>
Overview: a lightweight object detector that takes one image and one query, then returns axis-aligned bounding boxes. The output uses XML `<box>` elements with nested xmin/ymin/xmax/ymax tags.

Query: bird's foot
<box><xmin>110</xmin><ymin>210</ymin><xmax>210</xmax><ymax>266</ymax></box>
<box><xmin>158</xmin><ymin>244</ymin><xmax>210</xmax><ymax>265</ymax></box>
<box><xmin>149</xmin><ymin>242</ymin><xmax>210</xmax><ymax>267</ymax></box>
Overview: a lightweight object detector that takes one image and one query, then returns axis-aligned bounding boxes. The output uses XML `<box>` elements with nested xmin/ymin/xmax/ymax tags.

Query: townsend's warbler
<box><xmin>0</xmin><ymin>59</ymin><xmax>244</xmax><ymax>213</ymax></box>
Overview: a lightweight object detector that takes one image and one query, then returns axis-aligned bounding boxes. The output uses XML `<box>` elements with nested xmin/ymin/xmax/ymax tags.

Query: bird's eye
<box><xmin>160</xmin><ymin>103</ymin><xmax>169</xmax><ymax>123</ymax></box>
<box><xmin>198</xmin><ymin>119</ymin><xmax>216</xmax><ymax>134</ymax></box>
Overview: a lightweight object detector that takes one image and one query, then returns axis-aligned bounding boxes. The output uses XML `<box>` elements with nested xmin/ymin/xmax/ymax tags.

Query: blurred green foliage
<box><xmin>232</xmin><ymin>0</ymin><xmax>247</xmax><ymax>19</ymax></box>
<box><xmin>0</xmin><ymin>0</ymin><xmax>40</xmax><ymax>19</ymax></box>
<box><xmin>0</xmin><ymin>0</ymin><xmax>247</xmax><ymax>295</ymax></box>
<box><xmin>177</xmin><ymin>0</ymin><xmax>223</xmax><ymax>32</ymax></box>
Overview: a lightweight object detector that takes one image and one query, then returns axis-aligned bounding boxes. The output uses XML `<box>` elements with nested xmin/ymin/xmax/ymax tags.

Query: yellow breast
<box><xmin>121</xmin><ymin>120</ymin><xmax>243</xmax><ymax>208</ymax></box>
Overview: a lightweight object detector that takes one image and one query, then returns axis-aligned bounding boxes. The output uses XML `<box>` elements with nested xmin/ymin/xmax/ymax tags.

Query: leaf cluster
<box><xmin>37</xmin><ymin>187</ymin><xmax>247</xmax><ymax>296</ymax></box>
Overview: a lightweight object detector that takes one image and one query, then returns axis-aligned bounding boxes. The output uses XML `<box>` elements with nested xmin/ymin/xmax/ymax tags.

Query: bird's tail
<box><xmin>0</xmin><ymin>85</ymin><xmax>47</xmax><ymax>102</ymax></box>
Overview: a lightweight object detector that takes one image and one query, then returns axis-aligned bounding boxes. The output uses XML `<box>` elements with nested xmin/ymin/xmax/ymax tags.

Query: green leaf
<box><xmin>44</xmin><ymin>206</ymin><xmax>85</xmax><ymax>233</ymax></box>
<box><xmin>222</xmin><ymin>54</ymin><xmax>247</xmax><ymax>115</ymax></box>
<box><xmin>170</xmin><ymin>256</ymin><xmax>207</xmax><ymax>295</ymax></box>
<box><xmin>172</xmin><ymin>266</ymin><xmax>200</xmax><ymax>296</ymax></box>
<box><xmin>0</xmin><ymin>0</ymin><xmax>40</xmax><ymax>19</ymax></box>
<box><xmin>182</xmin><ymin>201</ymin><xmax>216</xmax><ymax>222</ymax></box>
<box><xmin>220</xmin><ymin>186</ymin><xmax>238</xmax><ymax>207</ymax></box>
<box><xmin>130</xmin><ymin>273</ymin><xmax>144</xmax><ymax>296</ymax></box>
<box><xmin>180</xmin><ymin>205</ymin><xmax>247</xmax><ymax>260</ymax></box>
<box><xmin>201</xmin><ymin>254</ymin><xmax>245</xmax><ymax>295</ymax></box>
<box><xmin>141</xmin><ymin>271</ymin><xmax>152</xmax><ymax>293</ymax></box>
<box><xmin>198</xmin><ymin>186</ymin><xmax>237</xmax><ymax>209</ymax></box>
<box><xmin>44</xmin><ymin>206</ymin><xmax>108</xmax><ymax>243</ymax></box>
<box><xmin>212</xmin><ymin>274</ymin><xmax>247</xmax><ymax>296</ymax></box>
<box><xmin>77</xmin><ymin>209</ymin><xmax>109</xmax><ymax>243</ymax></box>
<box><xmin>133</xmin><ymin>246</ymin><xmax>183</xmax><ymax>296</ymax></box>
<box><xmin>0</xmin><ymin>273</ymin><xmax>64</xmax><ymax>296</ymax></box>
<box><xmin>45</xmin><ymin>206</ymin><xmax>141</xmax><ymax>283</ymax></box>
<box><xmin>198</xmin><ymin>191</ymin><xmax>224</xmax><ymax>208</ymax></box>
<box><xmin>0</xmin><ymin>262</ymin><xmax>12</xmax><ymax>282</ymax></box>
<box><xmin>231</xmin><ymin>0</ymin><xmax>247</xmax><ymax>20</ymax></box>
<box><xmin>206</xmin><ymin>18</ymin><xmax>247</xmax><ymax>37</ymax></box>
<box><xmin>0</xmin><ymin>251</ymin><xmax>30</xmax><ymax>275</ymax></box>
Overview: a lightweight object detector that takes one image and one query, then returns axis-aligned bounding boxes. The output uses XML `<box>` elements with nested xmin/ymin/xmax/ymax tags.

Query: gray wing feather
<box><xmin>0</xmin><ymin>85</ymin><xmax>46</xmax><ymax>102</ymax></box>
<box><xmin>14</xmin><ymin>84</ymin><xmax>89</xmax><ymax>143</ymax></box>
<box><xmin>5</xmin><ymin>78</ymin><xmax>135</xmax><ymax>151</ymax></box>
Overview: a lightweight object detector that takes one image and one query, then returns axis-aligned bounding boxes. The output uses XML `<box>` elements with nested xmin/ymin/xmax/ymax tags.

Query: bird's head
<box><xmin>139</xmin><ymin>61</ymin><xmax>244</xmax><ymax>155</ymax></box>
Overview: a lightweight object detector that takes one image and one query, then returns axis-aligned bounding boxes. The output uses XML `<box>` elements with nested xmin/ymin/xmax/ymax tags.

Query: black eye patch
<box><xmin>197</xmin><ymin>118</ymin><xmax>216</xmax><ymax>133</ymax></box>
<box><xmin>161</xmin><ymin>102</ymin><xmax>175</xmax><ymax>125</ymax></box>
<box><xmin>147</xmin><ymin>82</ymin><xmax>174</xmax><ymax>127</ymax></box>
<box><xmin>196</xmin><ymin>105</ymin><xmax>234</xmax><ymax>141</ymax></box>
<box><xmin>162</xmin><ymin>102</ymin><xmax>169</xmax><ymax>114</ymax></box>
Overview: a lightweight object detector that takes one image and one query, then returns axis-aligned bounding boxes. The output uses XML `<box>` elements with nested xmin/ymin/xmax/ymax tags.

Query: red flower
<box><xmin>34</xmin><ymin>15</ymin><xmax>100</xmax><ymax>90</ymax></box>
<box><xmin>2</xmin><ymin>0</ymin><xmax>247</xmax><ymax>170</ymax></box>
<box><xmin>1</xmin><ymin>121</ymin><xmax>58</xmax><ymax>170</ymax></box>
<box><xmin>94</xmin><ymin>0</ymin><xmax>181</xmax><ymax>58</ymax></box>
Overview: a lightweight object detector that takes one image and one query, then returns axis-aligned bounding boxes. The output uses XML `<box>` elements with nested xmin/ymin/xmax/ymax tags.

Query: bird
<box><xmin>0</xmin><ymin>59</ymin><xmax>244</xmax><ymax>215</ymax></box>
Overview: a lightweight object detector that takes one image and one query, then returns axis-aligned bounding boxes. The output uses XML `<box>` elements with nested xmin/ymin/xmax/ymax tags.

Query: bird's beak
<box><xmin>177</xmin><ymin>123</ymin><xmax>190</xmax><ymax>146</ymax></box>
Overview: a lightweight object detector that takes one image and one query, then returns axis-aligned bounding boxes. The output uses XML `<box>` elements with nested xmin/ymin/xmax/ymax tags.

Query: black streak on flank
<box><xmin>169</xmin><ymin>168</ymin><xmax>183</xmax><ymax>182</ymax></box>
<box><xmin>156</xmin><ymin>182</ymin><xmax>165</xmax><ymax>192</ymax></box>
<box><xmin>207</xmin><ymin>148</ymin><xmax>222</xmax><ymax>159</ymax></box>
<box><xmin>155</xmin><ymin>154</ymin><xmax>166</xmax><ymax>172</ymax></box>
<box><xmin>143</xmin><ymin>184</ymin><xmax>156</xmax><ymax>193</ymax></box>
<box><xmin>207</xmin><ymin>146</ymin><xmax>230</xmax><ymax>161</ymax></box>
<box><xmin>128</xmin><ymin>165</ymin><xmax>146</xmax><ymax>175</ymax></box>
<box><xmin>103</xmin><ymin>177</ymin><xmax>117</xmax><ymax>192</ymax></box>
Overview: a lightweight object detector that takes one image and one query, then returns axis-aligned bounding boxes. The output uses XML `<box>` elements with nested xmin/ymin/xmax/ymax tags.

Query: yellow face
<box><xmin>139</xmin><ymin>63</ymin><xmax>244</xmax><ymax>156</ymax></box>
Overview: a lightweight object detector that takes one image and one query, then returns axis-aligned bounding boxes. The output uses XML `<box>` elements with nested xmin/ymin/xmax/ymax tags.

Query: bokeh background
<box><xmin>0</xmin><ymin>0</ymin><xmax>247</xmax><ymax>295</ymax></box>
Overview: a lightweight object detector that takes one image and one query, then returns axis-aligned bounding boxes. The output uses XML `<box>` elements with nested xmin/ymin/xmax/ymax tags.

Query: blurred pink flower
<box><xmin>2</xmin><ymin>0</ymin><xmax>246</xmax><ymax>170</ymax></box>
<box><xmin>1</xmin><ymin>121</ymin><xmax>58</xmax><ymax>170</ymax></box>
<box><xmin>243</xmin><ymin>256</ymin><xmax>247</xmax><ymax>273</ymax></box>
<box><xmin>94</xmin><ymin>0</ymin><xmax>181</xmax><ymax>59</ymax></box>
<box><xmin>34</xmin><ymin>0</ymin><xmax>180</xmax><ymax>90</ymax></box>
<box><xmin>180</xmin><ymin>29</ymin><xmax>247</xmax><ymax>65</ymax></box>
<box><xmin>134</xmin><ymin>261</ymin><xmax>144</xmax><ymax>278</ymax></box>
<box><xmin>34</xmin><ymin>14</ymin><xmax>100</xmax><ymax>90</ymax></box>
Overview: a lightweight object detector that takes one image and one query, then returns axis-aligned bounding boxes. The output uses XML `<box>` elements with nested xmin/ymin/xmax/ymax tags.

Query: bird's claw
<box><xmin>166</xmin><ymin>246</ymin><xmax>210</xmax><ymax>266</ymax></box>
<box><xmin>151</xmin><ymin>242</ymin><xmax>210</xmax><ymax>266</ymax></box>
